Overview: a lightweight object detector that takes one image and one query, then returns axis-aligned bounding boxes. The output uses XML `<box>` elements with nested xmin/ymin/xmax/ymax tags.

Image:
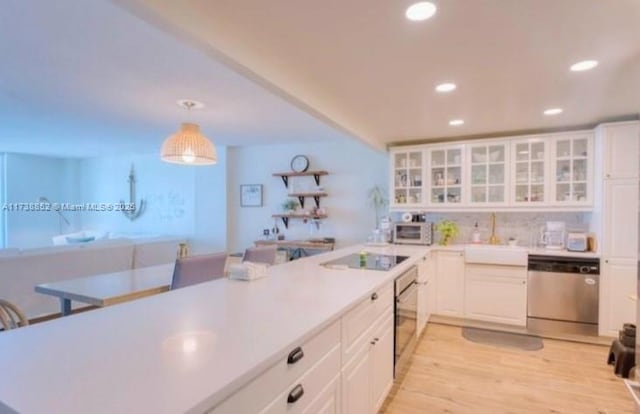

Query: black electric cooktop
<box><xmin>322</xmin><ymin>253</ymin><xmax>409</xmax><ymax>271</ymax></box>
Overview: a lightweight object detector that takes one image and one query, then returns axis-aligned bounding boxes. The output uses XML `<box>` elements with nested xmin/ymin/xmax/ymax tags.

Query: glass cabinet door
<box><xmin>468</xmin><ymin>143</ymin><xmax>507</xmax><ymax>204</ymax></box>
<box><xmin>429</xmin><ymin>146</ymin><xmax>463</xmax><ymax>205</ymax></box>
<box><xmin>392</xmin><ymin>150</ymin><xmax>424</xmax><ymax>206</ymax></box>
<box><xmin>512</xmin><ymin>139</ymin><xmax>546</xmax><ymax>204</ymax></box>
<box><xmin>552</xmin><ymin>134</ymin><xmax>592</xmax><ymax>204</ymax></box>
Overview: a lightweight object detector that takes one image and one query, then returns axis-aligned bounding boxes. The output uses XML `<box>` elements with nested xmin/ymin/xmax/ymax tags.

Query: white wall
<box><xmin>227</xmin><ymin>139</ymin><xmax>388</xmax><ymax>252</ymax></box>
<box><xmin>79</xmin><ymin>149</ymin><xmax>227</xmax><ymax>254</ymax></box>
<box><xmin>3</xmin><ymin>153</ymin><xmax>81</xmax><ymax>248</ymax></box>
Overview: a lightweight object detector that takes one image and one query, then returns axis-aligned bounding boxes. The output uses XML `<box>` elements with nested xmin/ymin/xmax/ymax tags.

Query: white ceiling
<box><xmin>0</xmin><ymin>0</ymin><xmax>352</xmax><ymax>158</ymax></box>
<box><xmin>123</xmin><ymin>0</ymin><xmax>640</xmax><ymax>149</ymax></box>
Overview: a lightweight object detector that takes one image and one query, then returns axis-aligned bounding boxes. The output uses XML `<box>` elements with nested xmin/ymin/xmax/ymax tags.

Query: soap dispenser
<box><xmin>472</xmin><ymin>222</ymin><xmax>481</xmax><ymax>244</ymax></box>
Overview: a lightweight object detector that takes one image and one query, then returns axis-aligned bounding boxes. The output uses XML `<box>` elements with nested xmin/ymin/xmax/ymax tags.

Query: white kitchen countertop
<box><xmin>0</xmin><ymin>244</ymin><xmax>428</xmax><ymax>414</ymax></box>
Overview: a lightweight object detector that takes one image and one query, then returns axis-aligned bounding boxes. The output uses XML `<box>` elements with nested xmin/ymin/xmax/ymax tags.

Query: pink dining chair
<box><xmin>0</xmin><ymin>299</ymin><xmax>29</xmax><ymax>331</ymax></box>
<box><xmin>242</xmin><ymin>245</ymin><xmax>278</xmax><ymax>265</ymax></box>
<box><xmin>170</xmin><ymin>252</ymin><xmax>228</xmax><ymax>290</ymax></box>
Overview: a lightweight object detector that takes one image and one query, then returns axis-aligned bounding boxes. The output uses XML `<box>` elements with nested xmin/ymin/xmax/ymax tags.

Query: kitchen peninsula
<box><xmin>0</xmin><ymin>244</ymin><xmax>428</xmax><ymax>414</ymax></box>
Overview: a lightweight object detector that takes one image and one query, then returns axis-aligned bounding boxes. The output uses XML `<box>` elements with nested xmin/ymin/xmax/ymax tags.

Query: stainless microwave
<box><xmin>393</xmin><ymin>222</ymin><xmax>433</xmax><ymax>245</ymax></box>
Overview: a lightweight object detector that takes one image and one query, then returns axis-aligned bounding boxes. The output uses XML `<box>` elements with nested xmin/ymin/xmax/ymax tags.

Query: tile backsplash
<box><xmin>391</xmin><ymin>211</ymin><xmax>590</xmax><ymax>246</ymax></box>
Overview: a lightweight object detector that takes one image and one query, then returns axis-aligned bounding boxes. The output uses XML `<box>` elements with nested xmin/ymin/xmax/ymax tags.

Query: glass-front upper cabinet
<box><xmin>428</xmin><ymin>145</ymin><xmax>464</xmax><ymax>205</ymax></box>
<box><xmin>391</xmin><ymin>149</ymin><xmax>424</xmax><ymax>207</ymax></box>
<box><xmin>551</xmin><ymin>133</ymin><xmax>593</xmax><ymax>205</ymax></box>
<box><xmin>467</xmin><ymin>142</ymin><xmax>508</xmax><ymax>205</ymax></box>
<box><xmin>511</xmin><ymin>138</ymin><xmax>547</xmax><ymax>204</ymax></box>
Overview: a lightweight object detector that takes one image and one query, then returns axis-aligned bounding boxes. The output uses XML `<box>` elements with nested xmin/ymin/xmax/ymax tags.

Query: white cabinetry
<box><xmin>550</xmin><ymin>133</ymin><xmax>594</xmax><ymax>206</ymax></box>
<box><xmin>602</xmin><ymin>122</ymin><xmax>640</xmax><ymax>179</ymax></box>
<box><xmin>603</xmin><ymin>178</ymin><xmax>639</xmax><ymax>259</ymax></box>
<box><xmin>417</xmin><ymin>253</ymin><xmax>433</xmax><ymax>337</ymax></box>
<box><xmin>510</xmin><ymin>137</ymin><xmax>547</xmax><ymax>204</ymax></box>
<box><xmin>427</xmin><ymin>145</ymin><xmax>465</xmax><ymax>205</ymax></box>
<box><xmin>390</xmin><ymin>129</ymin><xmax>598</xmax><ymax>210</ymax></box>
<box><xmin>596</xmin><ymin>121</ymin><xmax>639</xmax><ymax>337</ymax></box>
<box><xmin>390</xmin><ymin>148</ymin><xmax>425</xmax><ymax>207</ymax></box>
<box><xmin>601</xmin><ymin>258</ymin><xmax>637</xmax><ymax>337</ymax></box>
<box><xmin>435</xmin><ymin>251</ymin><xmax>465</xmax><ymax>317</ymax></box>
<box><xmin>212</xmin><ymin>282</ymin><xmax>396</xmax><ymax>414</ymax></box>
<box><xmin>302</xmin><ymin>375</ymin><xmax>341</xmax><ymax>414</ymax></box>
<box><xmin>341</xmin><ymin>341</ymin><xmax>370</xmax><ymax>414</ymax></box>
<box><xmin>371</xmin><ymin>314</ymin><xmax>394</xmax><ymax>412</ymax></box>
<box><xmin>464</xmin><ymin>264</ymin><xmax>527</xmax><ymax>326</ymax></box>
<box><xmin>341</xmin><ymin>283</ymin><xmax>394</xmax><ymax>414</ymax></box>
<box><xmin>468</xmin><ymin>141</ymin><xmax>509</xmax><ymax>205</ymax></box>
<box><xmin>341</xmin><ymin>313</ymin><xmax>393</xmax><ymax>414</ymax></box>
<box><xmin>212</xmin><ymin>320</ymin><xmax>341</xmax><ymax>414</ymax></box>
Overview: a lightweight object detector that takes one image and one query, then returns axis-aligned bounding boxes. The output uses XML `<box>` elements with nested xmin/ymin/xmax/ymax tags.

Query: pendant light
<box><xmin>161</xmin><ymin>100</ymin><xmax>217</xmax><ymax>165</ymax></box>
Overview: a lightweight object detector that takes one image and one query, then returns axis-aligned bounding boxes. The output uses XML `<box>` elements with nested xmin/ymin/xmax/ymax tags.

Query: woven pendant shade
<box><xmin>161</xmin><ymin>122</ymin><xmax>217</xmax><ymax>165</ymax></box>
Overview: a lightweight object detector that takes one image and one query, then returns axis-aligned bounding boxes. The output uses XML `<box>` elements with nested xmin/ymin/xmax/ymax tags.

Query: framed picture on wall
<box><xmin>240</xmin><ymin>184</ymin><xmax>263</xmax><ymax>207</ymax></box>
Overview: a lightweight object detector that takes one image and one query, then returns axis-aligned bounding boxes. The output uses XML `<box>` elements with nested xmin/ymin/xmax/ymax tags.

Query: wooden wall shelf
<box><xmin>272</xmin><ymin>170</ymin><xmax>328</xmax><ymax>187</ymax></box>
<box><xmin>272</xmin><ymin>213</ymin><xmax>328</xmax><ymax>228</ymax></box>
<box><xmin>287</xmin><ymin>192</ymin><xmax>328</xmax><ymax>208</ymax></box>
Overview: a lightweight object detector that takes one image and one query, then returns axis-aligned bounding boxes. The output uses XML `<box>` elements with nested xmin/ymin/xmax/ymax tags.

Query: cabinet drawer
<box><xmin>211</xmin><ymin>319</ymin><xmax>340</xmax><ymax>413</ymax></box>
<box><xmin>260</xmin><ymin>344</ymin><xmax>341</xmax><ymax>414</ymax></box>
<box><xmin>341</xmin><ymin>282</ymin><xmax>393</xmax><ymax>363</ymax></box>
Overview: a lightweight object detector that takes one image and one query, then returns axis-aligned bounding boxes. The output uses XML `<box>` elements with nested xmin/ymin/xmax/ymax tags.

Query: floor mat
<box><xmin>462</xmin><ymin>327</ymin><xmax>544</xmax><ymax>351</ymax></box>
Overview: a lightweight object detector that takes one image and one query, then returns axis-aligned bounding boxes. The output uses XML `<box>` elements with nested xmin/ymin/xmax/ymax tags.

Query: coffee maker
<box><xmin>540</xmin><ymin>221</ymin><xmax>566</xmax><ymax>250</ymax></box>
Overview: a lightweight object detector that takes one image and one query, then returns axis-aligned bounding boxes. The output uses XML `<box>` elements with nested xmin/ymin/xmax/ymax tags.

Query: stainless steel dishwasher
<box><xmin>527</xmin><ymin>255</ymin><xmax>600</xmax><ymax>336</ymax></box>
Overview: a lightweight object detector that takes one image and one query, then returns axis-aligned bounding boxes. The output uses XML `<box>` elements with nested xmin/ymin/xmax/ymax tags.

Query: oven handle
<box><xmin>396</xmin><ymin>281</ymin><xmax>417</xmax><ymax>304</ymax></box>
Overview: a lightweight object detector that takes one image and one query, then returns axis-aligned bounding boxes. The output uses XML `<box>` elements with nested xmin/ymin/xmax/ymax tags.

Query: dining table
<box><xmin>34</xmin><ymin>263</ymin><xmax>175</xmax><ymax>316</ymax></box>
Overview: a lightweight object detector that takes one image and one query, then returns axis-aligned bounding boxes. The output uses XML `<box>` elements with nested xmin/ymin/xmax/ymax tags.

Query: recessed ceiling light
<box><xmin>435</xmin><ymin>83</ymin><xmax>456</xmax><ymax>93</ymax></box>
<box><xmin>570</xmin><ymin>60</ymin><xmax>598</xmax><ymax>72</ymax></box>
<box><xmin>405</xmin><ymin>2</ymin><xmax>437</xmax><ymax>21</ymax></box>
<box><xmin>449</xmin><ymin>119</ymin><xmax>464</xmax><ymax>126</ymax></box>
<box><xmin>543</xmin><ymin>108</ymin><xmax>563</xmax><ymax>116</ymax></box>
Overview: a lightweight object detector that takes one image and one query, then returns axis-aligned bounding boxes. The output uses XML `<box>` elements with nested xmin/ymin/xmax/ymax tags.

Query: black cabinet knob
<box><xmin>371</xmin><ymin>292</ymin><xmax>379</xmax><ymax>301</ymax></box>
<box><xmin>287</xmin><ymin>384</ymin><xmax>304</xmax><ymax>404</ymax></box>
<box><xmin>287</xmin><ymin>347</ymin><xmax>304</xmax><ymax>364</ymax></box>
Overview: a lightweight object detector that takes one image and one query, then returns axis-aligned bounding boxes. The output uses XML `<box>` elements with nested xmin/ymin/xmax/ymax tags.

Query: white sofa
<box><xmin>0</xmin><ymin>237</ymin><xmax>182</xmax><ymax>319</ymax></box>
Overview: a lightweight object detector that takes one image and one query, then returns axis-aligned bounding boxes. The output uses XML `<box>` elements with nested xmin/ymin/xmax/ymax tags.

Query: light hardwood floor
<box><xmin>381</xmin><ymin>323</ymin><xmax>634</xmax><ymax>414</ymax></box>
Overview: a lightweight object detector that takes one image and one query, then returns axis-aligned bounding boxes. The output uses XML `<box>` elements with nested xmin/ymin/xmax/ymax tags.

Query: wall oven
<box><xmin>393</xmin><ymin>222</ymin><xmax>433</xmax><ymax>245</ymax></box>
<box><xmin>394</xmin><ymin>266</ymin><xmax>418</xmax><ymax>377</ymax></box>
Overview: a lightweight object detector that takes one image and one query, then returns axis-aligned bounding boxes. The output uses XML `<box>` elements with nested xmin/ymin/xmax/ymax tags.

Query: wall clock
<box><xmin>290</xmin><ymin>155</ymin><xmax>309</xmax><ymax>173</ymax></box>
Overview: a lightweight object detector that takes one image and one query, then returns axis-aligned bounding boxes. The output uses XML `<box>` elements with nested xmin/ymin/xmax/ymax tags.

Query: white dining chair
<box><xmin>171</xmin><ymin>252</ymin><xmax>228</xmax><ymax>290</ymax></box>
<box><xmin>242</xmin><ymin>245</ymin><xmax>278</xmax><ymax>265</ymax></box>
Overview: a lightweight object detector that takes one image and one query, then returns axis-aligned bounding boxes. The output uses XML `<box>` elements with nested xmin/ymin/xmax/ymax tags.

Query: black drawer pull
<box><xmin>287</xmin><ymin>347</ymin><xmax>304</xmax><ymax>364</ymax></box>
<box><xmin>287</xmin><ymin>384</ymin><xmax>304</xmax><ymax>404</ymax></box>
<box><xmin>371</xmin><ymin>292</ymin><xmax>379</xmax><ymax>301</ymax></box>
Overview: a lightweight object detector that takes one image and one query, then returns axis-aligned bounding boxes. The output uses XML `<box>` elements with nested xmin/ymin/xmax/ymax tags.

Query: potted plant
<box><xmin>368</xmin><ymin>185</ymin><xmax>388</xmax><ymax>229</ymax></box>
<box><xmin>281</xmin><ymin>198</ymin><xmax>299</xmax><ymax>214</ymax></box>
<box><xmin>435</xmin><ymin>219</ymin><xmax>459</xmax><ymax>246</ymax></box>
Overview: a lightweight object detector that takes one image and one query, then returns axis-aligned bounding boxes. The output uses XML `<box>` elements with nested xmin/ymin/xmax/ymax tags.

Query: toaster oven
<box><xmin>393</xmin><ymin>222</ymin><xmax>433</xmax><ymax>245</ymax></box>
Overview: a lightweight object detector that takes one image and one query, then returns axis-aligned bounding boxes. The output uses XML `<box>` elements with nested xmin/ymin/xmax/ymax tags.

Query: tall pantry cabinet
<box><xmin>596</xmin><ymin>122</ymin><xmax>640</xmax><ymax>337</ymax></box>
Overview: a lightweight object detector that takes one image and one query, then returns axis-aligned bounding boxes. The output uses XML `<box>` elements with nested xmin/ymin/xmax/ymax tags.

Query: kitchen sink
<box><xmin>464</xmin><ymin>245</ymin><xmax>528</xmax><ymax>266</ymax></box>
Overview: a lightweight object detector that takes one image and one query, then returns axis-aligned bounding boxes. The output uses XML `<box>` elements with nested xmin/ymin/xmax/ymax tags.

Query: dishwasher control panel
<box><xmin>527</xmin><ymin>255</ymin><xmax>600</xmax><ymax>275</ymax></box>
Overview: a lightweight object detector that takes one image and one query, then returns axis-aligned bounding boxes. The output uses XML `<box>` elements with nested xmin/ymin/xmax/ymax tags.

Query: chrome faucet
<box><xmin>489</xmin><ymin>213</ymin><xmax>500</xmax><ymax>245</ymax></box>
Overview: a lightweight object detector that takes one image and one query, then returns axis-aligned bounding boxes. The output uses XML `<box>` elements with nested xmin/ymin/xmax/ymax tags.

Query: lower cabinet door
<box><xmin>371</xmin><ymin>315</ymin><xmax>394</xmax><ymax>412</ymax></box>
<box><xmin>464</xmin><ymin>264</ymin><xmax>527</xmax><ymax>326</ymax></box>
<box><xmin>600</xmin><ymin>258</ymin><xmax>637</xmax><ymax>336</ymax></box>
<box><xmin>416</xmin><ymin>281</ymin><xmax>428</xmax><ymax>337</ymax></box>
<box><xmin>435</xmin><ymin>251</ymin><xmax>465</xmax><ymax>316</ymax></box>
<box><xmin>341</xmin><ymin>342</ymin><xmax>371</xmax><ymax>414</ymax></box>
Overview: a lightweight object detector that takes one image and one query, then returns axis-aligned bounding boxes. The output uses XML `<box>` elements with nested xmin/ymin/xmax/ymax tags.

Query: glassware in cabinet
<box><xmin>552</xmin><ymin>135</ymin><xmax>591</xmax><ymax>203</ymax></box>
<box><xmin>511</xmin><ymin>139</ymin><xmax>546</xmax><ymax>204</ymax></box>
<box><xmin>468</xmin><ymin>143</ymin><xmax>507</xmax><ymax>204</ymax></box>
